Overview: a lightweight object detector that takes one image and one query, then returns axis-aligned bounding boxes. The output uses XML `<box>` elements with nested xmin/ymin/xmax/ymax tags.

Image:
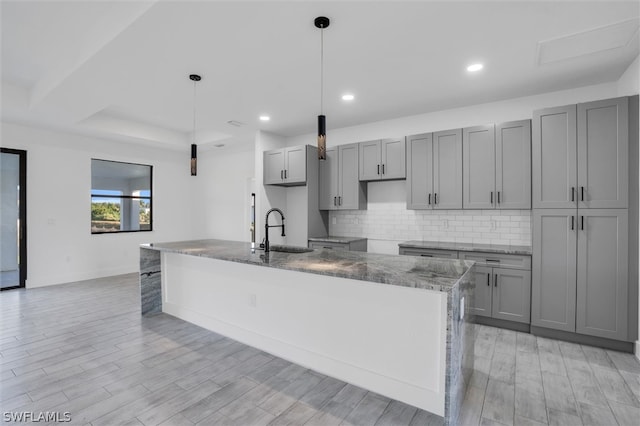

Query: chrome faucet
<box><xmin>264</xmin><ymin>208</ymin><xmax>285</xmax><ymax>252</ymax></box>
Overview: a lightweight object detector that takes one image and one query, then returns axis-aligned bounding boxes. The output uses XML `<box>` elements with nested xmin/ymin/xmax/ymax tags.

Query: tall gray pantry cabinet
<box><xmin>531</xmin><ymin>96</ymin><xmax>638</xmax><ymax>345</ymax></box>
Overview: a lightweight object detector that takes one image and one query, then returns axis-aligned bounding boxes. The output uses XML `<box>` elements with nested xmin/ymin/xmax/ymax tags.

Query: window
<box><xmin>91</xmin><ymin>159</ymin><xmax>152</xmax><ymax>234</ymax></box>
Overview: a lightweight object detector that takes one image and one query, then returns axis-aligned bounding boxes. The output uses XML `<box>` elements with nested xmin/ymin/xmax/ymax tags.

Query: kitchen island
<box><xmin>140</xmin><ymin>239</ymin><xmax>475</xmax><ymax>425</ymax></box>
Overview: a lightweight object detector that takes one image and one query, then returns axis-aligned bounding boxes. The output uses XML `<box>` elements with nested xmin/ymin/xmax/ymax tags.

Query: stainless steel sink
<box><xmin>269</xmin><ymin>244</ymin><xmax>314</xmax><ymax>253</ymax></box>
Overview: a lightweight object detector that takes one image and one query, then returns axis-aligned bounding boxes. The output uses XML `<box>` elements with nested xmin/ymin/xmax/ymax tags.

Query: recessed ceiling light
<box><xmin>467</xmin><ymin>63</ymin><xmax>484</xmax><ymax>72</ymax></box>
<box><xmin>259</xmin><ymin>115</ymin><xmax>270</xmax><ymax>122</ymax></box>
<box><xmin>341</xmin><ymin>94</ymin><xmax>355</xmax><ymax>101</ymax></box>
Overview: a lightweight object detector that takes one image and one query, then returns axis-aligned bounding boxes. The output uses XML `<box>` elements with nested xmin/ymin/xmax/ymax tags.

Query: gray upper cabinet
<box><xmin>532</xmin><ymin>105</ymin><xmax>577</xmax><ymax>208</ymax></box>
<box><xmin>533</xmin><ymin>97</ymin><xmax>628</xmax><ymax>209</ymax></box>
<box><xmin>531</xmin><ymin>209</ymin><xmax>577</xmax><ymax>332</ymax></box>
<box><xmin>319</xmin><ymin>143</ymin><xmax>366</xmax><ymax>210</ymax></box>
<box><xmin>463</xmin><ymin>125</ymin><xmax>495</xmax><ymax>209</ymax></box>
<box><xmin>264</xmin><ymin>145</ymin><xmax>308</xmax><ymax>186</ymax></box>
<box><xmin>318</xmin><ymin>147</ymin><xmax>338</xmax><ymax>210</ymax></box>
<box><xmin>577</xmin><ymin>98</ymin><xmax>628</xmax><ymax>209</ymax></box>
<box><xmin>464</xmin><ymin>120</ymin><xmax>531</xmax><ymax>210</ymax></box>
<box><xmin>359</xmin><ymin>138</ymin><xmax>406</xmax><ymax>181</ymax></box>
<box><xmin>576</xmin><ymin>209</ymin><xmax>628</xmax><ymax>340</ymax></box>
<box><xmin>406</xmin><ymin>129</ymin><xmax>462</xmax><ymax>210</ymax></box>
<box><xmin>496</xmin><ymin>120</ymin><xmax>532</xmax><ymax>209</ymax></box>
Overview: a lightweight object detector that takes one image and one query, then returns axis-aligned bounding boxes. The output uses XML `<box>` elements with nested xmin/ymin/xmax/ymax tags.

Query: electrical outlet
<box><xmin>332</xmin><ymin>216</ymin><xmax>337</xmax><ymax>225</ymax></box>
<box><xmin>249</xmin><ymin>294</ymin><xmax>257</xmax><ymax>308</ymax></box>
<box><xmin>460</xmin><ymin>297</ymin><xmax>465</xmax><ymax>320</ymax></box>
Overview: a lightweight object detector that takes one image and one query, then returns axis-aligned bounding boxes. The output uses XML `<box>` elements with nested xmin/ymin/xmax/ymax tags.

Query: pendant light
<box><xmin>189</xmin><ymin>74</ymin><xmax>201</xmax><ymax>176</ymax></box>
<box><xmin>315</xmin><ymin>16</ymin><xmax>330</xmax><ymax>160</ymax></box>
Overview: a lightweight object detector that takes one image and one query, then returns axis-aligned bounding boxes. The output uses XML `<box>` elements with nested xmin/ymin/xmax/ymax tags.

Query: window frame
<box><xmin>90</xmin><ymin>159</ymin><xmax>153</xmax><ymax>234</ymax></box>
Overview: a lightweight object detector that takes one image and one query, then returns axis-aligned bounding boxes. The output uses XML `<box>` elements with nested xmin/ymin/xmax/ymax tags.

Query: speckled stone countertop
<box><xmin>307</xmin><ymin>236</ymin><xmax>367</xmax><ymax>243</ymax></box>
<box><xmin>142</xmin><ymin>239</ymin><xmax>474</xmax><ymax>293</ymax></box>
<box><xmin>399</xmin><ymin>240</ymin><xmax>532</xmax><ymax>255</ymax></box>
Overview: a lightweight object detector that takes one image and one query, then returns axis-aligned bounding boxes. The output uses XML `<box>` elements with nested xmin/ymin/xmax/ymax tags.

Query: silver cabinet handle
<box><xmin>434</xmin><ymin>193</ymin><xmax>438</xmax><ymax>205</ymax></box>
<box><xmin>377</xmin><ymin>164</ymin><xmax>380</xmax><ymax>175</ymax></box>
<box><xmin>494</xmin><ymin>274</ymin><xmax>498</xmax><ymax>287</ymax></box>
<box><xmin>497</xmin><ymin>191</ymin><xmax>501</xmax><ymax>204</ymax></box>
<box><xmin>486</xmin><ymin>259</ymin><xmax>500</xmax><ymax>263</ymax></box>
<box><xmin>490</xmin><ymin>191</ymin><xmax>493</xmax><ymax>204</ymax></box>
<box><xmin>487</xmin><ymin>273</ymin><xmax>490</xmax><ymax>286</ymax></box>
<box><xmin>420</xmin><ymin>254</ymin><xmax>433</xmax><ymax>257</ymax></box>
<box><xmin>581</xmin><ymin>186</ymin><xmax>585</xmax><ymax>201</ymax></box>
<box><xmin>338</xmin><ymin>196</ymin><xmax>342</xmax><ymax>206</ymax></box>
<box><xmin>428</xmin><ymin>193</ymin><xmax>431</xmax><ymax>205</ymax></box>
<box><xmin>581</xmin><ymin>215</ymin><xmax>584</xmax><ymax>230</ymax></box>
<box><xmin>382</xmin><ymin>164</ymin><xmax>385</xmax><ymax>175</ymax></box>
<box><xmin>284</xmin><ymin>169</ymin><xmax>287</xmax><ymax>179</ymax></box>
<box><xmin>571</xmin><ymin>215</ymin><xmax>574</xmax><ymax>230</ymax></box>
<box><xmin>571</xmin><ymin>187</ymin><xmax>575</xmax><ymax>202</ymax></box>
<box><xmin>280</xmin><ymin>170</ymin><xmax>283</xmax><ymax>179</ymax></box>
<box><xmin>334</xmin><ymin>196</ymin><xmax>337</xmax><ymax>206</ymax></box>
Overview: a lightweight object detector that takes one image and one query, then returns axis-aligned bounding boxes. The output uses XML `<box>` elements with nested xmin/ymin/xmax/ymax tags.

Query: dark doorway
<box><xmin>1</xmin><ymin>148</ymin><xmax>27</xmax><ymax>290</ymax></box>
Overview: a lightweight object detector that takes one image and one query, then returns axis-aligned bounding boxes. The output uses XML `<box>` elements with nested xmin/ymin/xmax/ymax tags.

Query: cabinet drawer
<box><xmin>309</xmin><ymin>241</ymin><xmax>348</xmax><ymax>251</ymax></box>
<box><xmin>459</xmin><ymin>251</ymin><xmax>531</xmax><ymax>270</ymax></box>
<box><xmin>398</xmin><ymin>247</ymin><xmax>458</xmax><ymax>259</ymax></box>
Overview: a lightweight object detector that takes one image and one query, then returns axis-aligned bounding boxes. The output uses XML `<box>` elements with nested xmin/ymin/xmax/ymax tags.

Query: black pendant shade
<box><xmin>190</xmin><ymin>143</ymin><xmax>197</xmax><ymax>176</ymax></box>
<box><xmin>317</xmin><ymin>115</ymin><xmax>326</xmax><ymax>160</ymax></box>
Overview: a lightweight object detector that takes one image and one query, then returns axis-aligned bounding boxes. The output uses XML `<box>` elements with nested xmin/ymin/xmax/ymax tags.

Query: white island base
<box><xmin>163</xmin><ymin>253</ymin><xmax>448</xmax><ymax>416</ymax></box>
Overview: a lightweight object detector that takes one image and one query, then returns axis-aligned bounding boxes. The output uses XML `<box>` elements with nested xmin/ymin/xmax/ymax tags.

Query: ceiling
<box><xmin>2</xmin><ymin>1</ymin><xmax>639</xmax><ymax>153</ymax></box>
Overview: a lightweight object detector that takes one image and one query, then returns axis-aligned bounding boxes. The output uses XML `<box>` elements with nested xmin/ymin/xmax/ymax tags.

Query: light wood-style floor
<box><xmin>1</xmin><ymin>273</ymin><xmax>639</xmax><ymax>426</ymax></box>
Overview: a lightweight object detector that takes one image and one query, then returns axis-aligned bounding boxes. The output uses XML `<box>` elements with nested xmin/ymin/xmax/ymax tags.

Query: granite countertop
<box><xmin>142</xmin><ymin>239</ymin><xmax>473</xmax><ymax>293</ymax></box>
<box><xmin>307</xmin><ymin>236</ymin><xmax>367</xmax><ymax>243</ymax></box>
<box><xmin>399</xmin><ymin>240</ymin><xmax>532</xmax><ymax>255</ymax></box>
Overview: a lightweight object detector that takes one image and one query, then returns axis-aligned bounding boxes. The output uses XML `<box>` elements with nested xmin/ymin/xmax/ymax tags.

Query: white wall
<box><xmin>190</xmin><ymin>148</ymin><xmax>255</xmax><ymax>242</ymax></box>
<box><xmin>1</xmin><ymin>122</ymin><xmax>195</xmax><ymax>288</ymax></box>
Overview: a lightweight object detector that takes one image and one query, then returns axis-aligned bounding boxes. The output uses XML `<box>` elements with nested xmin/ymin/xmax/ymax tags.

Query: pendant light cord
<box><xmin>192</xmin><ymin>80</ymin><xmax>197</xmax><ymax>144</ymax></box>
<box><xmin>320</xmin><ymin>24</ymin><xmax>324</xmax><ymax>115</ymax></box>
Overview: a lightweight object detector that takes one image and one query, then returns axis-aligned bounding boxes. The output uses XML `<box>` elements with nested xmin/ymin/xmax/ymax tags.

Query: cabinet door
<box><xmin>359</xmin><ymin>140</ymin><xmax>382</xmax><ymax>181</ymax></box>
<box><xmin>576</xmin><ymin>209</ymin><xmax>628</xmax><ymax>340</ymax></box>
<box><xmin>318</xmin><ymin>147</ymin><xmax>338</xmax><ymax>210</ymax></box>
<box><xmin>433</xmin><ymin>129</ymin><xmax>463</xmax><ymax>209</ymax></box>
<box><xmin>406</xmin><ymin>133</ymin><xmax>433</xmax><ymax>209</ymax></box>
<box><xmin>284</xmin><ymin>146</ymin><xmax>306</xmax><ymax>184</ymax></box>
<box><xmin>493</xmin><ymin>268</ymin><xmax>531</xmax><ymax>324</ymax></box>
<box><xmin>531</xmin><ymin>209</ymin><xmax>577</xmax><ymax>332</ymax></box>
<box><xmin>577</xmin><ymin>97</ymin><xmax>628</xmax><ymax>209</ymax></box>
<box><xmin>532</xmin><ymin>105</ymin><xmax>577</xmax><ymax>208</ymax></box>
<box><xmin>471</xmin><ymin>265</ymin><xmax>493</xmax><ymax>318</ymax></box>
<box><xmin>381</xmin><ymin>138</ymin><xmax>406</xmax><ymax>179</ymax></box>
<box><xmin>264</xmin><ymin>149</ymin><xmax>284</xmax><ymax>184</ymax></box>
<box><xmin>496</xmin><ymin>120</ymin><xmax>531</xmax><ymax>209</ymax></box>
<box><xmin>338</xmin><ymin>143</ymin><xmax>363</xmax><ymax>209</ymax></box>
<box><xmin>463</xmin><ymin>125</ymin><xmax>496</xmax><ymax>209</ymax></box>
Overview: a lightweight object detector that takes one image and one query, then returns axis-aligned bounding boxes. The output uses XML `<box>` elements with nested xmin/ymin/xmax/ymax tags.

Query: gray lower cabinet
<box><xmin>460</xmin><ymin>252</ymin><xmax>532</xmax><ymax>324</ymax></box>
<box><xmin>531</xmin><ymin>210</ymin><xmax>577</xmax><ymax>332</ymax></box>
<box><xmin>406</xmin><ymin>129</ymin><xmax>462</xmax><ymax>210</ymax></box>
<box><xmin>398</xmin><ymin>247</ymin><xmax>458</xmax><ymax>259</ymax></box>
<box><xmin>533</xmin><ymin>97</ymin><xmax>628</xmax><ymax>209</ymax></box>
<box><xmin>463</xmin><ymin>120</ymin><xmax>531</xmax><ymax>209</ymax></box>
<box><xmin>359</xmin><ymin>138</ymin><xmax>406</xmax><ymax>181</ymax></box>
<box><xmin>576</xmin><ymin>209</ymin><xmax>628</xmax><ymax>340</ymax></box>
<box><xmin>308</xmin><ymin>239</ymin><xmax>367</xmax><ymax>252</ymax></box>
<box><xmin>532</xmin><ymin>209</ymin><xmax>629</xmax><ymax>340</ymax></box>
<box><xmin>319</xmin><ymin>143</ymin><xmax>366</xmax><ymax>210</ymax></box>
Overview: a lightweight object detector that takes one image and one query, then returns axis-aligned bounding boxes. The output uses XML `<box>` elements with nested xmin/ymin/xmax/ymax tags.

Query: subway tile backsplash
<box><xmin>329</xmin><ymin>203</ymin><xmax>532</xmax><ymax>246</ymax></box>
